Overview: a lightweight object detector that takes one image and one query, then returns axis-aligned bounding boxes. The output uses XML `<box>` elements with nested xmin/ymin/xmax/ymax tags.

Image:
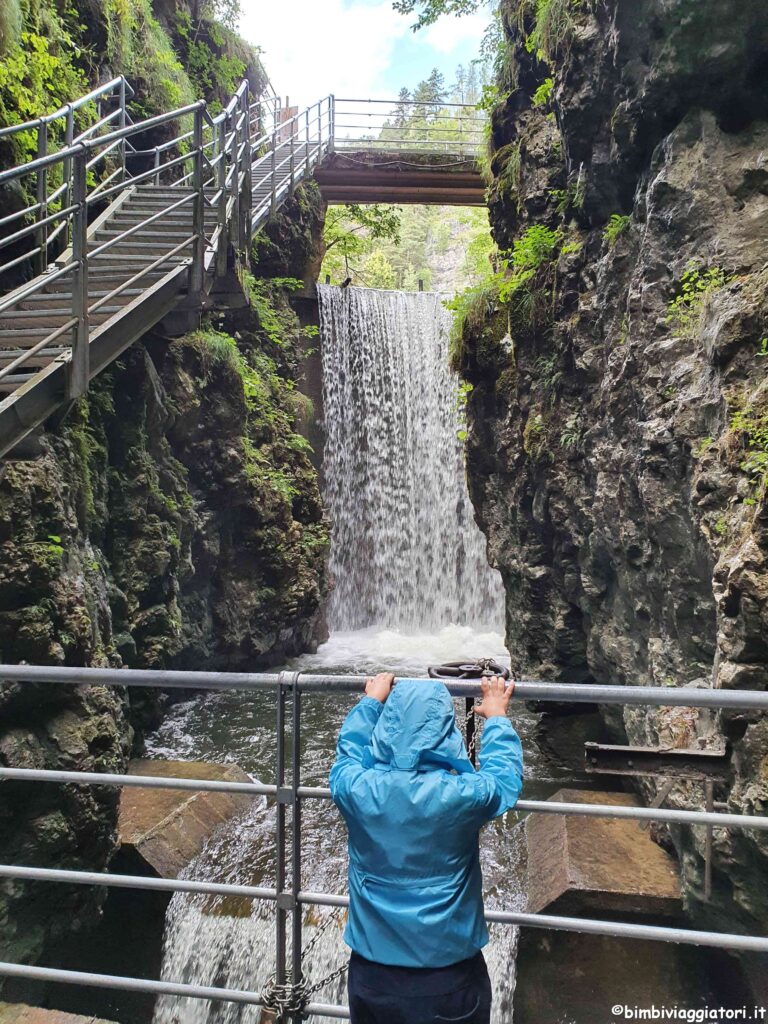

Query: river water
<box><xmin>146</xmin><ymin>288</ymin><xmax>583</xmax><ymax>1023</ymax></box>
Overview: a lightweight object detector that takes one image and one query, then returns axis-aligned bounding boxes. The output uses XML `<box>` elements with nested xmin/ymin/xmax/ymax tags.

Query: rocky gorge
<box><xmin>455</xmin><ymin>0</ymin><xmax>768</xmax><ymax>955</ymax></box>
<box><xmin>0</xmin><ymin>0</ymin><xmax>330</xmax><ymax>977</ymax></box>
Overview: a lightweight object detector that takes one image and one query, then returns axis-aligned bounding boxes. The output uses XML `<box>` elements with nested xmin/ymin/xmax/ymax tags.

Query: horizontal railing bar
<box><xmin>4</xmin><ymin>867</ymin><xmax>768</xmax><ymax>953</ymax></box>
<box><xmin>87</xmin><ymin>192</ymin><xmax>194</xmax><ymax>258</ymax></box>
<box><xmin>0</xmin><ymin>765</ymin><xmax>274</xmax><ymax>796</ymax></box>
<box><xmin>0</xmin><ymin>77</ymin><xmax>134</xmax><ymax>140</ymax></box>
<box><xmin>0</xmin><ymin>962</ymin><xmax>350</xmax><ymax>1019</ymax></box>
<box><xmin>335</xmin><ymin>97</ymin><xmax>482</xmax><ymax>108</ymax></box>
<box><xmin>87</xmin><ymin>151</ymin><xmax>194</xmax><ymax>203</ymax></box>
<box><xmin>74</xmin><ymin>108</ymin><xmax>122</xmax><ymax>144</ymax></box>
<box><xmin>0</xmin><ymin>864</ymin><xmax>278</xmax><ymax>902</ymax></box>
<box><xmin>1</xmin><ymin>664</ymin><xmax>766</xmax><ymax>709</ymax></box>
<box><xmin>89</xmin><ymin>237</ymin><xmax>193</xmax><ymax>314</ymax></box>
<box><xmin>0</xmin><ymin>319</ymin><xmax>75</xmax><ymax>383</ymax></box>
<box><xmin>88</xmin><ymin>165</ymin><xmax>124</xmax><ymax>197</ymax></box>
<box><xmin>0</xmin><ymin>203</ymin><xmax>78</xmax><ymax>249</ymax></box>
<box><xmin>0</xmin><ymin>247</ymin><xmax>40</xmax><ymax>276</ymax></box>
<box><xmin>0</xmin><ymin>264</ymin><xmax>74</xmax><ymax>316</ymax></box>
<box><xmin>3</xmin><ymin>767</ymin><xmax>767</xmax><ymax>831</ymax></box>
<box><xmin>483</xmin><ymin>909</ymin><xmax>768</xmax><ymax>952</ymax></box>
<box><xmin>0</xmin><ymin>204</ymin><xmax>42</xmax><ymax>230</ymax></box>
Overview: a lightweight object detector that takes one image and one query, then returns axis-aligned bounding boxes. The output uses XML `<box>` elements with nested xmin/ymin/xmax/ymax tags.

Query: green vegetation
<box><xmin>448</xmin><ymin>223</ymin><xmax>576</xmax><ymax>363</ymax></box>
<box><xmin>559</xmin><ymin>412</ymin><xmax>583</xmax><ymax>451</ymax></box>
<box><xmin>731</xmin><ymin>395</ymin><xmax>768</xmax><ymax>498</ymax></box>
<box><xmin>192</xmin><ymin>324</ymin><xmax>313</xmax><ymax>504</ymax></box>
<box><xmin>532</xmin><ymin>77</ymin><xmax>554</xmax><ymax>107</ymax></box>
<box><xmin>519</xmin><ymin>0</ymin><xmax>584</xmax><ymax>63</ymax></box>
<box><xmin>666</xmin><ymin>264</ymin><xmax>729</xmax><ymax>340</ymax></box>
<box><xmin>391</xmin><ymin>0</ymin><xmax>490</xmax><ymax>30</ymax></box>
<box><xmin>604</xmin><ymin>213</ymin><xmax>630</xmax><ymax>247</ymax></box>
<box><xmin>0</xmin><ymin>1</ymin><xmax>88</xmax><ymax>164</ymax></box>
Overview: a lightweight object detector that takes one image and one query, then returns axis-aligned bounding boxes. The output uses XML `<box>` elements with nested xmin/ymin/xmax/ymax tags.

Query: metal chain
<box><xmin>261</xmin><ymin>906</ymin><xmax>349</xmax><ymax>1019</ymax></box>
<box><xmin>260</xmin><ymin>970</ymin><xmax>310</xmax><ymax>1019</ymax></box>
<box><xmin>466</xmin><ymin>703</ymin><xmax>479</xmax><ymax>761</ymax></box>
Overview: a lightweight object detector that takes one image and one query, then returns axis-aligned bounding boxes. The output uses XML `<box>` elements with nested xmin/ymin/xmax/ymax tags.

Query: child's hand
<box><xmin>475</xmin><ymin>675</ymin><xmax>514</xmax><ymax>719</ymax></box>
<box><xmin>365</xmin><ymin>672</ymin><xmax>395</xmax><ymax>703</ymax></box>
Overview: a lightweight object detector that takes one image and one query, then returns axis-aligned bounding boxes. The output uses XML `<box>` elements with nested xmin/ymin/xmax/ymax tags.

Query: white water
<box><xmin>318</xmin><ymin>285</ymin><xmax>505</xmax><ymax>632</ymax></box>
<box><xmin>151</xmin><ymin>287</ymin><xmax>531</xmax><ymax>1024</ymax></box>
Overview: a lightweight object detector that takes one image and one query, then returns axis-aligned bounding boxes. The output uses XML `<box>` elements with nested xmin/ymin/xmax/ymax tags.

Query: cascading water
<box><xmin>151</xmin><ymin>285</ymin><xmax>537</xmax><ymax>1024</ymax></box>
<box><xmin>318</xmin><ymin>285</ymin><xmax>505</xmax><ymax>632</ymax></box>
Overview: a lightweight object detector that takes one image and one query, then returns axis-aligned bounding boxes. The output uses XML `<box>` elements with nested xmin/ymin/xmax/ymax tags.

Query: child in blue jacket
<box><xmin>330</xmin><ymin>673</ymin><xmax>523</xmax><ymax>1024</ymax></box>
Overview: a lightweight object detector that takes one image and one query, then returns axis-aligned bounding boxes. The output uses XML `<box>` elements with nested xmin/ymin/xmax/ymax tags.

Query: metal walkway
<box><xmin>0</xmin><ymin>82</ymin><xmax>484</xmax><ymax>459</ymax></box>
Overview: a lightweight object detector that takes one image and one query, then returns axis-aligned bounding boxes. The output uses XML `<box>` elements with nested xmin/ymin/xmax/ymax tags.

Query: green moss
<box><xmin>666</xmin><ymin>263</ymin><xmax>729</xmax><ymax>340</ymax></box>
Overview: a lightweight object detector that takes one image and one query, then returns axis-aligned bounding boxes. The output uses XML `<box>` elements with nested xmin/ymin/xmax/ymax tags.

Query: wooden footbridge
<box><xmin>0</xmin><ymin>83</ymin><xmax>484</xmax><ymax>459</ymax></box>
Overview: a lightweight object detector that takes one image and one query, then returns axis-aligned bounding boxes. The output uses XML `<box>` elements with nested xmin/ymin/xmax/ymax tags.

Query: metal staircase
<box><xmin>0</xmin><ymin>78</ymin><xmax>333</xmax><ymax>458</ymax></box>
<box><xmin>0</xmin><ymin>79</ymin><xmax>485</xmax><ymax>459</ymax></box>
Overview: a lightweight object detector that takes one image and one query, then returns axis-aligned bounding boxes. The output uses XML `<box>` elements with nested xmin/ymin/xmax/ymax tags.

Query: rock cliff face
<box><xmin>457</xmin><ymin>0</ymin><xmax>768</xmax><ymax>936</ymax></box>
<box><xmin>0</xmin><ymin>181</ymin><xmax>329</xmax><ymax>972</ymax></box>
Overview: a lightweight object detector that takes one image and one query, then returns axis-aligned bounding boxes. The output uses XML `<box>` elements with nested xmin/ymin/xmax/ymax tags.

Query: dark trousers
<box><xmin>348</xmin><ymin>949</ymin><xmax>492</xmax><ymax>1024</ymax></box>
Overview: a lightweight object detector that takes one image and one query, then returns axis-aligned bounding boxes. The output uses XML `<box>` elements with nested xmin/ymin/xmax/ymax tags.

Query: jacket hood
<box><xmin>364</xmin><ymin>679</ymin><xmax>474</xmax><ymax>774</ymax></box>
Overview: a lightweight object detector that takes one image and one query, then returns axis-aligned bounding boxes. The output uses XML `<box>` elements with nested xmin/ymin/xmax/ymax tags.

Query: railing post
<box><xmin>229</xmin><ymin>109</ymin><xmax>240</xmax><ymax>251</ymax></box>
<box><xmin>62</xmin><ymin>105</ymin><xmax>74</xmax><ymax>249</ymax></box>
<box><xmin>289</xmin><ymin>120</ymin><xmax>295</xmax><ymax>193</ymax></box>
<box><xmin>153</xmin><ymin>148</ymin><xmax>161</xmax><ymax>187</ymax></box>
<box><xmin>118</xmin><ymin>78</ymin><xmax>127</xmax><ymax>181</ymax></box>
<box><xmin>69</xmin><ymin>147</ymin><xmax>89</xmax><ymax>400</ymax></box>
<box><xmin>270</xmin><ymin>129</ymin><xmax>277</xmax><ymax>218</ymax></box>
<box><xmin>35</xmin><ymin>121</ymin><xmax>48</xmax><ymax>274</ymax></box>
<box><xmin>290</xmin><ymin>672</ymin><xmax>303</xmax><ymax>1024</ymax></box>
<box><xmin>275</xmin><ymin>673</ymin><xmax>288</xmax><ymax>1004</ymax></box>
<box><xmin>240</xmin><ymin>88</ymin><xmax>252</xmax><ymax>247</ymax></box>
<box><xmin>328</xmin><ymin>95</ymin><xmax>335</xmax><ymax>153</ymax></box>
<box><xmin>216</xmin><ymin>116</ymin><xmax>227</xmax><ymax>277</ymax></box>
<box><xmin>305</xmin><ymin>108</ymin><xmax>310</xmax><ymax>177</ymax></box>
<box><xmin>189</xmin><ymin>105</ymin><xmax>205</xmax><ymax>300</ymax></box>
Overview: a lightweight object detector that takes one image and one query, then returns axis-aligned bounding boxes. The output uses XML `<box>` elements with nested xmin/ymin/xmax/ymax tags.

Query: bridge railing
<box><xmin>332</xmin><ymin>97</ymin><xmax>486</xmax><ymax>156</ymax></box>
<box><xmin>0</xmin><ymin>77</ymin><xmax>135</xmax><ymax>278</ymax></box>
<box><xmin>0</xmin><ymin>663</ymin><xmax>766</xmax><ymax>1021</ymax></box>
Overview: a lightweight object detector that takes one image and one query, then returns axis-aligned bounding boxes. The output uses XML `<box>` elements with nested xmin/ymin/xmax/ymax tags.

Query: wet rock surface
<box><xmin>460</xmin><ymin>0</ymin><xmax>768</xmax><ymax>940</ymax></box>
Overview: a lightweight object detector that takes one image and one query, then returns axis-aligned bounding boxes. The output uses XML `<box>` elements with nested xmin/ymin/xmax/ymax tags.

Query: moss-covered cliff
<box><xmin>456</xmin><ymin>0</ymin><xmax>768</xmax><ymax>942</ymax></box>
<box><xmin>0</xmin><ymin>175</ymin><xmax>329</xmax><ymax>974</ymax></box>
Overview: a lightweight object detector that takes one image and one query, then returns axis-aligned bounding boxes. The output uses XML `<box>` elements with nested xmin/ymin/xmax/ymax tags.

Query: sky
<box><xmin>238</xmin><ymin>0</ymin><xmax>491</xmax><ymax>110</ymax></box>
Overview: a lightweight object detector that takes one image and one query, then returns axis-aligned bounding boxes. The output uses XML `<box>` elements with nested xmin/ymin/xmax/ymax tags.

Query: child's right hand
<box><xmin>475</xmin><ymin>675</ymin><xmax>514</xmax><ymax>719</ymax></box>
<box><xmin>365</xmin><ymin>672</ymin><xmax>395</xmax><ymax>703</ymax></box>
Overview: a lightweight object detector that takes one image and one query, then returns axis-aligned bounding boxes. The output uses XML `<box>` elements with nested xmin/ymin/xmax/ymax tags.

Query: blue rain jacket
<box><xmin>329</xmin><ymin>679</ymin><xmax>524</xmax><ymax>968</ymax></box>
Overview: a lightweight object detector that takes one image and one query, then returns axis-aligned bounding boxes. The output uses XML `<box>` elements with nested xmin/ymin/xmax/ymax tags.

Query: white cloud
<box><xmin>239</xmin><ymin>0</ymin><xmax>410</xmax><ymax>109</ymax></box>
<box><xmin>423</xmin><ymin>11</ymin><xmax>488</xmax><ymax>54</ymax></box>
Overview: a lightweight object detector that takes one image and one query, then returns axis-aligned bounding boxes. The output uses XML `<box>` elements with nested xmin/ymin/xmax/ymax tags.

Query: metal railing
<box><xmin>333</xmin><ymin>97</ymin><xmax>485</xmax><ymax>155</ymax></box>
<box><xmin>0</xmin><ymin>663</ymin><xmax>767</xmax><ymax>1021</ymax></box>
<box><xmin>0</xmin><ymin>79</ymin><xmax>326</xmax><ymax>410</ymax></box>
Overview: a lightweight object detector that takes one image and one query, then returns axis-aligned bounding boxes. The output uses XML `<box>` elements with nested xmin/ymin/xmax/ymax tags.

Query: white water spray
<box><xmin>318</xmin><ymin>285</ymin><xmax>504</xmax><ymax>632</ymax></box>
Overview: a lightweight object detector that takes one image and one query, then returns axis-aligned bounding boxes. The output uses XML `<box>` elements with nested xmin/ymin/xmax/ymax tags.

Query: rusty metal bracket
<box><xmin>584</xmin><ymin>743</ymin><xmax>730</xmax><ymax>782</ymax></box>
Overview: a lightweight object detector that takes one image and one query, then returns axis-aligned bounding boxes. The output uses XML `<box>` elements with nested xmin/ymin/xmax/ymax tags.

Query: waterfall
<box><xmin>318</xmin><ymin>285</ymin><xmax>504</xmax><ymax>633</ymax></box>
<box><xmin>150</xmin><ymin>286</ymin><xmax>515</xmax><ymax>1024</ymax></box>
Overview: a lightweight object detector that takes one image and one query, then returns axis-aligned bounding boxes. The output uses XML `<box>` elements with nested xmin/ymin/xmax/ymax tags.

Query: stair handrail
<box><xmin>0</xmin><ymin>77</ymin><xmax>335</xmax><ymax>426</ymax></box>
<box><xmin>0</xmin><ymin>76</ymin><xmax>135</xmax><ymax>142</ymax></box>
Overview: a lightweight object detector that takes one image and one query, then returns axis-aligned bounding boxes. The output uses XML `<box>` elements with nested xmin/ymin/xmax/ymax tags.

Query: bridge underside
<box><xmin>314</xmin><ymin>150</ymin><xmax>485</xmax><ymax>206</ymax></box>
